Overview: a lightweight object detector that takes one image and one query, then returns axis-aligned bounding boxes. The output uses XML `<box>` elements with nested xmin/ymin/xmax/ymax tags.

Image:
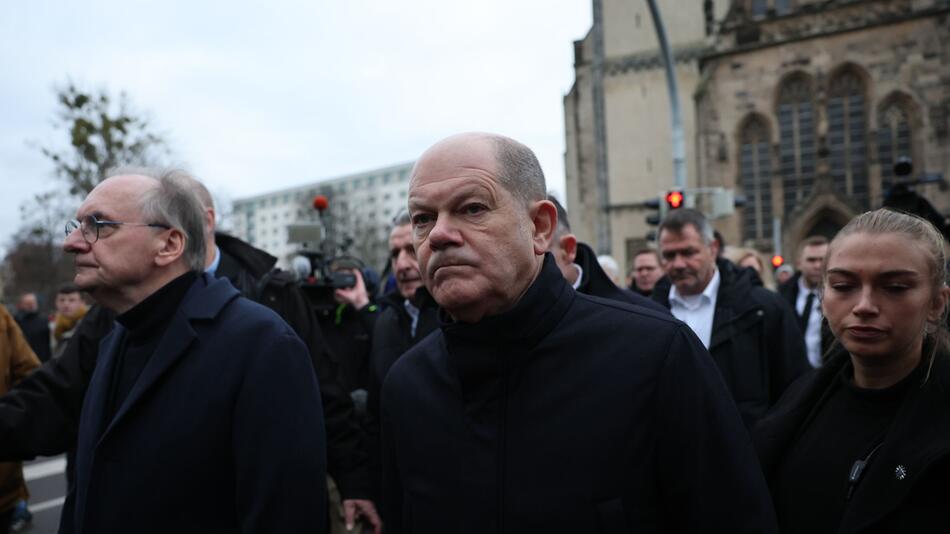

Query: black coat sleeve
<box><xmin>261</xmin><ymin>278</ymin><xmax>373</xmax><ymax>500</ymax></box>
<box><xmin>0</xmin><ymin>305</ymin><xmax>114</xmax><ymax>461</ymax></box>
<box><xmin>655</xmin><ymin>324</ymin><xmax>779</xmax><ymax>533</ymax></box>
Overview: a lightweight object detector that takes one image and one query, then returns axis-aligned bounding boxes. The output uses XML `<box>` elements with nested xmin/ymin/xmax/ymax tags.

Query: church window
<box><xmin>827</xmin><ymin>68</ymin><xmax>869</xmax><ymax>208</ymax></box>
<box><xmin>739</xmin><ymin>115</ymin><xmax>773</xmax><ymax>242</ymax></box>
<box><xmin>777</xmin><ymin>73</ymin><xmax>816</xmax><ymax>216</ymax></box>
<box><xmin>877</xmin><ymin>100</ymin><xmax>913</xmax><ymax>180</ymax></box>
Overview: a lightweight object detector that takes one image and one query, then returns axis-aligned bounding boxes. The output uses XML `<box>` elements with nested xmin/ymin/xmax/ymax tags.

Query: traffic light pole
<box><xmin>646</xmin><ymin>0</ymin><xmax>686</xmax><ymax>190</ymax></box>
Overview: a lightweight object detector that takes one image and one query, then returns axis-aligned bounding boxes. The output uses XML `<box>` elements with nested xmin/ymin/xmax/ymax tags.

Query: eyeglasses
<box><xmin>65</xmin><ymin>214</ymin><xmax>171</xmax><ymax>244</ymax></box>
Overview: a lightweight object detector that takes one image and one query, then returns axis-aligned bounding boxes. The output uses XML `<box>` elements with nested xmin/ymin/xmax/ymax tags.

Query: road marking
<box><xmin>30</xmin><ymin>496</ymin><xmax>66</xmax><ymax>513</ymax></box>
<box><xmin>24</xmin><ymin>457</ymin><xmax>66</xmax><ymax>481</ymax></box>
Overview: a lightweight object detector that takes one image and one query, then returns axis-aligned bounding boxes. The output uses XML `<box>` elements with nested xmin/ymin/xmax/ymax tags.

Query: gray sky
<box><xmin>0</xmin><ymin>1</ymin><xmax>591</xmax><ymax>257</ymax></box>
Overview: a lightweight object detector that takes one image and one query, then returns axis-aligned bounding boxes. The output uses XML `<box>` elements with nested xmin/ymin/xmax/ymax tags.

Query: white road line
<box><xmin>24</xmin><ymin>457</ymin><xmax>67</xmax><ymax>481</ymax></box>
<box><xmin>30</xmin><ymin>496</ymin><xmax>66</xmax><ymax>513</ymax></box>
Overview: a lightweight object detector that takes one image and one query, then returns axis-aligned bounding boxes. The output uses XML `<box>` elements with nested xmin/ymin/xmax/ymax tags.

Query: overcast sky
<box><xmin>0</xmin><ymin>1</ymin><xmax>592</xmax><ymax>258</ymax></box>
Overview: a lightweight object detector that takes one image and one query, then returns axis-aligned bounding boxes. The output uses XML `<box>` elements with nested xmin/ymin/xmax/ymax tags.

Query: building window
<box><xmin>739</xmin><ymin>115</ymin><xmax>773</xmax><ymax>242</ymax></box>
<box><xmin>777</xmin><ymin>73</ymin><xmax>816</xmax><ymax>216</ymax></box>
<box><xmin>775</xmin><ymin>0</ymin><xmax>791</xmax><ymax>15</ymax></box>
<box><xmin>751</xmin><ymin>0</ymin><xmax>768</xmax><ymax>17</ymax></box>
<box><xmin>827</xmin><ymin>68</ymin><xmax>869</xmax><ymax>208</ymax></box>
<box><xmin>368</xmin><ymin>176</ymin><xmax>376</xmax><ymax>187</ymax></box>
<box><xmin>877</xmin><ymin>99</ymin><xmax>913</xmax><ymax>180</ymax></box>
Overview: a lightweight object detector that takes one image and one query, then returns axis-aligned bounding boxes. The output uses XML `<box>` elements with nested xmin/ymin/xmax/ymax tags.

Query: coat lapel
<box><xmin>96</xmin><ymin>312</ymin><xmax>197</xmax><ymax>444</ymax></box>
<box><xmin>94</xmin><ymin>274</ymin><xmax>239</xmax><ymax>445</ymax></box>
<box><xmin>73</xmin><ymin>323</ymin><xmax>124</xmax><ymax>534</ymax></box>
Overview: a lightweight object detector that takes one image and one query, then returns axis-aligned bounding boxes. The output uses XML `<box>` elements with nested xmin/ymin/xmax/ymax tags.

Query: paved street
<box><xmin>21</xmin><ymin>455</ymin><xmax>67</xmax><ymax>533</ymax></box>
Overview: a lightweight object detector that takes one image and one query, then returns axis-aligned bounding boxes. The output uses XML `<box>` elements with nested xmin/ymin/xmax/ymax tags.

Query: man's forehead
<box><xmin>390</xmin><ymin>224</ymin><xmax>412</xmax><ymax>245</ymax></box>
<box><xmin>802</xmin><ymin>244</ymin><xmax>828</xmax><ymax>257</ymax></box>
<box><xmin>80</xmin><ymin>175</ymin><xmax>156</xmax><ymax>215</ymax></box>
<box><xmin>410</xmin><ymin>137</ymin><xmax>498</xmax><ymax>189</ymax></box>
<box><xmin>659</xmin><ymin>226</ymin><xmax>704</xmax><ymax>246</ymax></box>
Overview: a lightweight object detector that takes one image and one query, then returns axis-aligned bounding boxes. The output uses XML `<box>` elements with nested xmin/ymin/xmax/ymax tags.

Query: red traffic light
<box><xmin>665</xmin><ymin>190</ymin><xmax>684</xmax><ymax>209</ymax></box>
<box><xmin>771</xmin><ymin>255</ymin><xmax>784</xmax><ymax>268</ymax></box>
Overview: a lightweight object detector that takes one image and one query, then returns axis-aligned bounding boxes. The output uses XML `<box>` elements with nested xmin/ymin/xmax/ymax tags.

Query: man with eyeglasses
<box><xmin>0</xmin><ymin>169</ymin><xmax>379</xmax><ymax>533</ymax></box>
<box><xmin>57</xmin><ymin>169</ymin><xmax>326</xmax><ymax>533</ymax></box>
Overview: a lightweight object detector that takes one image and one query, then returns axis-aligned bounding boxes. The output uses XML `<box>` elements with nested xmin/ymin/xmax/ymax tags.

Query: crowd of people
<box><xmin>0</xmin><ymin>131</ymin><xmax>946</xmax><ymax>533</ymax></box>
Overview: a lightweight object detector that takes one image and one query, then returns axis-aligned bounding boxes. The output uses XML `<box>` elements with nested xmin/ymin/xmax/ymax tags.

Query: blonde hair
<box><xmin>825</xmin><ymin>208</ymin><xmax>950</xmax><ymax>379</ymax></box>
<box><xmin>724</xmin><ymin>246</ymin><xmax>775</xmax><ymax>290</ymax></box>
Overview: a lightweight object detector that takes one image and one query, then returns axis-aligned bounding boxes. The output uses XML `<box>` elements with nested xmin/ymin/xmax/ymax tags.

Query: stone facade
<box><xmin>565</xmin><ymin>0</ymin><xmax>950</xmax><ymax>270</ymax></box>
<box><xmin>565</xmin><ymin>0</ymin><xmax>730</xmax><ymax>271</ymax></box>
<box><xmin>698</xmin><ymin>0</ymin><xmax>950</xmax><ymax>255</ymax></box>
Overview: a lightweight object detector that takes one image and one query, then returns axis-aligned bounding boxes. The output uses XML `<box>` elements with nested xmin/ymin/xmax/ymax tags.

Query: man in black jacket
<box><xmin>381</xmin><ymin>132</ymin><xmax>777</xmax><ymax>533</ymax></box>
<box><xmin>13</xmin><ymin>293</ymin><xmax>51</xmax><ymax>363</ymax></box>
<box><xmin>652</xmin><ymin>208</ymin><xmax>809</xmax><ymax>428</ymax></box>
<box><xmin>369</xmin><ymin>211</ymin><xmax>440</xmax><ymax>396</ymax></box>
<box><xmin>777</xmin><ymin>235</ymin><xmax>832</xmax><ymax>368</ymax></box>
<box><xmin>547</xmin><ymin>195</ymin><xmax>667</xmax><ymax>312</ymax></box>
<box><xmin>0</xmin><ymin>173</ymin><xmax>380</xmax><ymax>533</ymax></box>
<box><xmin>364</xmin><ymin>212</ymin><xmax>441</xmax><ymax>504</ymax></box>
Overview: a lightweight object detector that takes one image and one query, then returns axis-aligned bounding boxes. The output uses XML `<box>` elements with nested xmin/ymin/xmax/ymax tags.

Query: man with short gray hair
<box><xmin>61</xmin><ymin>170</ymin><xmax>326</xmax><ymax>533</ymax></box>
<box><xmin>653</xmin><ymin>208</ymin><xmax>808</xmax><ymax>427</ymax></box>
<box><xmin>381</xmin><ymin>133</ymin><xmax>777</xmax><ymax>533</ymax></box>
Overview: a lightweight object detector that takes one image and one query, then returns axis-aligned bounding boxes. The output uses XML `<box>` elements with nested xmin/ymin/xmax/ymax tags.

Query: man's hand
<box><xmin>334</xmin><ymin>269</ymin><xmax>370</xmax><ymax>310</ymax></box>
<box><xmin>343</xmin><ymin>498</ymin><xmax>382</xmax><ymax>534</ymax></box>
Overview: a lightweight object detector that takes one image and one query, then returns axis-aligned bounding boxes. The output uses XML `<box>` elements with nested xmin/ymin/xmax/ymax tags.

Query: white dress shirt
<box><xmin>796</xmin><ymin>276</ymin><xmax>823</xmax><ymax>368</ymax></box>
<box><xmin>668</xmin><ymin>268</ymin><xmax>720</xmax><ymax>349</ymax></box>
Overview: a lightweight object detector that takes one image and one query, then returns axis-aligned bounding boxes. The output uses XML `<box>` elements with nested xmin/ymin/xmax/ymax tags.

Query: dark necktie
<box><xmin>800</xmin><ymin>292</ymin><xmax>815</xmax><ymax>331</ymax></box>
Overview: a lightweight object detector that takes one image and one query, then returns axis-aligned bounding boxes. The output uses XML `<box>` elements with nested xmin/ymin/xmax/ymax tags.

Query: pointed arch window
<box><xmin>777</xmin><ymin>74</ymin><xmax>816</xmax><ymax>216</ymax></box>
<box><xmin>739</xmin><ymin>116</ymin><xmax>773</xmax><ymax>241</ymax></box>
<box><xmin>827</xmin><ymin>69</ymin><xmax>869</xmax><ymax>208</ymax></box>
<box><xmin>877</xmin><ymin>101</ymin><xmax>913</xmax><ymax>180</ymax></box>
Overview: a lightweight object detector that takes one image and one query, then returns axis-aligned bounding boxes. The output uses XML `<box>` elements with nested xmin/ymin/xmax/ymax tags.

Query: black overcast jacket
<box><xmin>381</xmin><ymin>255</ymin><xmax>778</xmax><ymax>533</ymax></box>
<box><xmin>754</xmin><ymin>346</ymin><xmax>950</xmax><ymax>533</ymax></box>
<box><xmin>653</xmin><ymin>259</ymin><xmax>809</xmax><ymax>427</ymax></box>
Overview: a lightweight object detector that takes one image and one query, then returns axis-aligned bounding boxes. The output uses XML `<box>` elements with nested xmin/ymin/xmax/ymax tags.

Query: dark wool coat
<box><xmin>61</xmin><ymin>274</ymin><xmax>326</xmax><ymax>534</ymax></box>
<box><xmin>653</xmin><ymin>259</ymin><xmax>809</xmax><ymax>427</ymax></box>
<box><xmin>754</xmin><ymin>346</ymin><xmax>950</xmax><ymax>533</ymax></box>
<box><xmin>381</xmin><ymin>255</ymin><xmax>778</xmax><ymax>534</ymax></box>
<box><xmin>0</xmin><ymin>233</ymin><xmax>373</xmax><ymax>500</ymax></box>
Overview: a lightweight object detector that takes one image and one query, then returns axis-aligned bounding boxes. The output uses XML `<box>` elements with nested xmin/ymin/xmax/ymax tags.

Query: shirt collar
<box><xmin>669</xmin><ymin>267</ymin><xmax>720</xmax><ymax>308</ymax></box>
<box><xmin>205</xmin><ymin>246</ymin><xmax>222</xmax><ymax>276</ymax></box>
<box><xmin>571</xmin><ymin>263</ymin><xmax>583</xmax><ymax>290</ymax></box>
<box><xmin>797</xmin><ymin>273</ymin><xmax>816</xmax><ymax>295</ymax></box>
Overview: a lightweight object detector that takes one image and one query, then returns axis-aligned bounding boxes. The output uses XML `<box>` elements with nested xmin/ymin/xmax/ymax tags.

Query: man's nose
<box><xmin>427</xmin><ymin>215</ymin><xmax>462</xmax><ymax>250</ymax></box>
<box><xmin>395</xmin><ymin>250</ymin><xmax>415</xmax><ymax>271</ymax></box>
<box><xmin>668</xmin><ymin>254</ymin><xmax>686</xmax><ymax>270</ymax></box>
<box><xmin>63</xmin><ymin>228</ymin><xmax>89</xmax><ymax>254</ymax></box>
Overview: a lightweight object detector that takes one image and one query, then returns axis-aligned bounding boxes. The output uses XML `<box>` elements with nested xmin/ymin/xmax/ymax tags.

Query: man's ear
<box><xmin>560</xmin><ymin>233</ymin><xmax>577</xmax><ymax>264</ymax></box>
<box><xmin>205</xmin><ymin>207</ymin><xmax>217</xmax><ymax>235</ymax></box>
<box><xmin>530</xmin><ymin>200</ymin><xmax>558</xmax><ymax>255</ymax></box>
<box><xmin>154</xmin><ymin>228</ymin><xmax>187</xmax><ymax>267</ymax></box>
